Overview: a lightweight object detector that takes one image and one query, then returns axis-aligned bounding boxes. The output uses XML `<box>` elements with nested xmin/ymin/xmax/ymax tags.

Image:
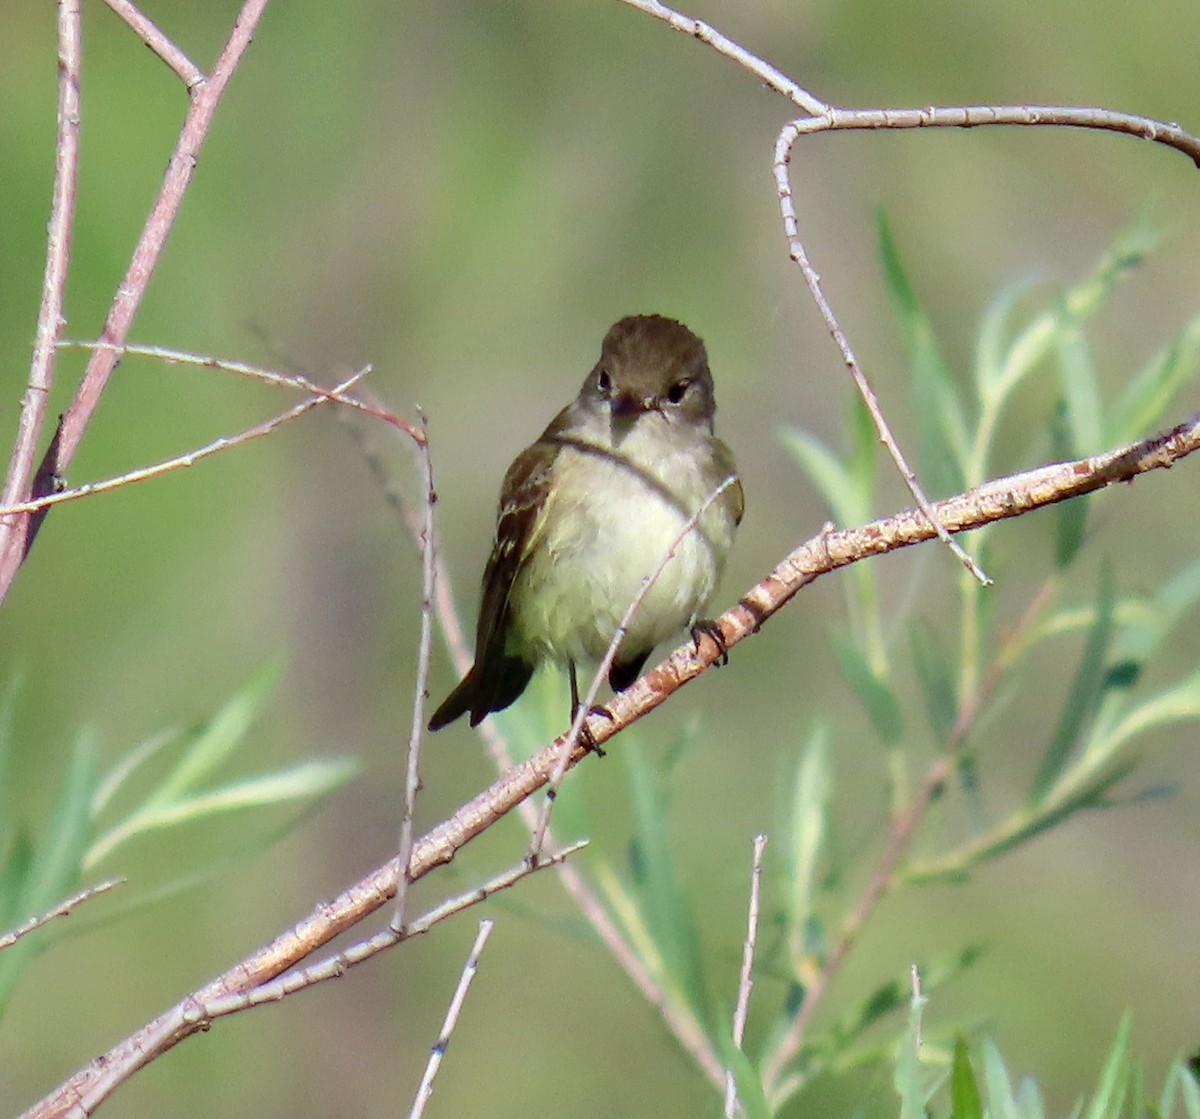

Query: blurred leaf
<box><xmin>1084</xmin><ymin>1013</ymin><xmax>1132</xmax><ymax>1119</ymax></box>
<box><xmin>785</xmin><ymin>725</ymin><xmax>830</xmax><ymax>971</ymax></box>
<box><xmin>982</xmin><ymin>1039</ymin><xmax>1021</xmax><ymax>1119</ymax></box>
<box><xmin>779</xmin><ymin>426</ymin><xmax>869</xmax><ymax>528</ymax></box>
<box><xmin>1112</xmin><ymin>558</ymin><xmax>1200</xmax><ymax>665</ymax></box>
<box><xmin>951</xmin><ymin>1038</ymin><xmax>983</xmax><ymax>1119</ymax></box>
<box><xmin>970</xmin><ymin>219</ymin><xmax>1155</xmax><ymax>480</ymax></box>
<box><xmin>85</xmin><ymin>758</ymin><xmax>359</xmax><ymax>869</ymax></box>
<box><xmin>143</xmin><ymin>660</ymin><xmax>282</xmax><ymax>811</ymax></box>
<box><xmin>1049</xmin><ymin>400</ymin><xmax>1089</xmax><ymax>568</ymax></box>
<box><xmin>845</xmin><ymin>390</ymin><xmax>878</xmax><ymax>513</ymax></box>
<box><xmin>1106</xmin><ymin>315</ymin><xmax>1200</xmax><ymax>445</ymax></box>
<box><xmin>909</xmin><ymin>623</ymin><xmax>958</xmax><ymax>745</ymax></box>
<box><xmin>974</xmin><ymin>280</ymin><xmax>1036</xmax><ymax>410</ymax></box>
<box><xmin>1094</xmin><ymin>667</ymin><xmax>1200</xmax><ymax>762</ymax></box>
<box><xmin>830</xmin><ymin>631</ymin><xmax>903</xmax><ymax>745</ymax></box>
<box><xmin>1030</xmin><ymin>566</ymin><xmax>1115</xmax><ymax>803</ymax></box>
<box><xmin>877</xmin><ymin>210</ymin><xmax>967</xmax><ymax>496</ymax></box>
<box><xmin>91</xmin><ymin>726</ymin><xmax>180</xmax><ymax>818</ymax></box>
<box><xmin>894</xmin><ymin>978</ymin><xmax>932</xmax><ymax>1119</ymax></box>
<box><xmin>0</xmin><ymin>735</ymin><xmax>98</xmax><ymax>1014</ymax></box>
<box><xmin>717</xmin><ymin>1035</ymin><xmax>771</xmax><ymax>1119</ymax></box>
<box><xmin>1055</xmin><ymin>312</ymin><xmax>1104</xmax><ymax>457</ymax></box>
<box><xmin>623</xmin><ymin>739</ymin><xmax>708</xmax><ymax>1017</ymax></box>
<box><xmin>1159</xmin><ymin>1057</ymin><xmax>1200</xmax><ymax>1119</ymax></box>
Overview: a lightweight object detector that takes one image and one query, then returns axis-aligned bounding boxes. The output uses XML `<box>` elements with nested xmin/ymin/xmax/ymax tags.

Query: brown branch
<box><xmin>0</xmin><ymin>880</ymin><xmax>124</xmax><ymax>952</ymax></box>
<box><xmin>0</xmin><ymin>0</ymin><xmax>82</xmax><ymax>591</ymax></box>
<box><xmin>101</xmin><ymin>0</ymin><xmax>204</xmax><ymax>89</ymax></box>
<box><xmin>20</xmin><ymin>411</ymin><xmax>1199</xmax><ymax>1119</ymax></box>
<box><xmin>0</xmin><ymin>0</ymin><xmax>272</xmax><ymax>602</ymax></box>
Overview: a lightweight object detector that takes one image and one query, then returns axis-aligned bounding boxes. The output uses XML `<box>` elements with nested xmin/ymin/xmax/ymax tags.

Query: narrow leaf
<box><xmin>786</xmin><ymin>727</ymin><xmax>830</xmax><ymax>965</ymax></box>
<box><xmin>1049</xmin><ymin>400</ymin><xmax>1089</xmax><ymax>568</ymax></box>
<box><xmin>1030</xmin><ymin>566</ymin><xmax>1115</xmax><ymax>803</ymax></box>
<box><xmin>779</xmin><ymin>426</ymin><xmax>868</xmax><ymax>527</ymax></box>
<box><xmin>1084</xmin><ymin>1013</ymin><xmax>1132</xmax><ymax>1119</ymax></box>
<box><xmin>1106</xmin><ymin>315</ymin><xmax>1200</xmax><ymax>445</ymax></box>
<box><xmin>144</xmin><ymin>661</ymin><xmax>282</xmax><ymax>810</ymax></box>
<box><xmin>909</xmin><ymin>623</ymin><xmax>958</xmax><ymax>744</ymax></box>
<box><xmin>1055</xmin><ymin>313</ymin><xmax>1104</xmax><ymax>457</ymax></box>
<box><xmin>830</xmin><ymin>631</ymin><xmax>903</xmax><ymax>745</ymax></box>
<box><xmin>878</xmin><ymin>210</ymin><xmax>967</xmax><ymax>495</ymax></box>
<box><xmin>623</xmin><ymin>740</ymin><xmax>708</xmax><ymax>1016</ymax></box>
<box><xmin>951</xmin><ymin>1038</ymin><xmax>984</xmax><ymax>1119</ymax></box>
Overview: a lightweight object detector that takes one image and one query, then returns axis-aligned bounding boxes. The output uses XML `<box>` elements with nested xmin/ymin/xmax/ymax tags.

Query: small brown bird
<box><xmin>428</xmin><ymin>314</ymin><xmax>743</xmax><ymax>731</ymax></box>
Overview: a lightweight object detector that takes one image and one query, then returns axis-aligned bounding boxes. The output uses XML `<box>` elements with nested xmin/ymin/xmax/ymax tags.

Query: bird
<box><xmin>428</xmin><ymin>314</ymin><xmax>743</xmax><ymax>733</ymax></box>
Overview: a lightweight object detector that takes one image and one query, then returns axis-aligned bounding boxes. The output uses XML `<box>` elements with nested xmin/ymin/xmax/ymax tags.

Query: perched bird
<box><xmin>428</xmin><ymin>314</ymin><xmax>743</xmax><ymax>732</ymax></box>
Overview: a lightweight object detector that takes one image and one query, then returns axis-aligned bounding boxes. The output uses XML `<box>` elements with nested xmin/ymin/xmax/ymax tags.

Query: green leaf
<box><xmin>1106</xmin><ymin>315</ymin><xmax>1200</xmax><ymax>445</ymax></box>
<box><xmin>779</xmin><ymin>425</ymin><xmax>869</xmax><ymax>528</ymax></box>
<box><xmin>85</xmin><ymin>758</ymin><xmax>360</xmax><ymax>869</ymax></box>
<box><xmin>622</xmin><ymin>739</ymin><xmax>708</xmax><ymax>1017</ymax></box>
<box><xmin>982</xmin><ymin>1038</ymin><xmax>1020</xmax><ymax>1119</ymax></box>
<box><xmin>1055</xmin><ymin>311</ymin><xmax>1104</xmax><ymax>457</ymax></box>
<box><xmin>974</xmin><ymin>280</ymin><xmax>1037</xmax><ymax>406</ymax></box>
<box><xmin>894</xmin><ymin>976</ymin><xmax>931</xmax><ymax>1119</ymax></box>
<box><xmin>0</xmin><ymin>735</ymin><xmax>99</xmax><ymax>1014</ymax></box>
<box><xmin>1030</xmin><ymin>566</ymin><xmax>1115</xmax><ymax>803</ymax></box>
<box><xmin>785</xmin><ymin>726</ymin><xmax>830</xmax><ymax>968</ymax></box>
<box><xmin>1084</xmin><ymin>1013</ymin><xmax>1132</xmax><ymax>1119</ymax></box>
<box><xmin>909</xmin><ymin>623</ymin><xmax>958</xmax><ymax>745</ymax></box>
<box><xmin>143</xmin><ymin>661</ymin><xmax>283</xmax><ymax>811</ymax></box>
<box><xmin>951</xmin><ymin>1038</ymin><xmax>984</xmax><ymax>1119</ymax></box>
<box><xmin>877</xmin><ymin>210</ymin><xmax>967</xmax><ymax>496</ymax></box>
<box><xmin>718</xmin><ymin>1034</ymin><xmax>771</xmax><ymax>1119</ymax></box>
<box><xmin>1159</xmin><ymin>1057</ymin><xmax>1200</xmax><ymax>1119</ymax></box>
<box><xmin>829</xmin><ymin>631</ymin><xmax>903</xmax><ymax>745</ymax></box>
<box><xmin>1049</xmin><ymin>400</ymin><xmax>1089</xmax><ymax>568</ymax></box>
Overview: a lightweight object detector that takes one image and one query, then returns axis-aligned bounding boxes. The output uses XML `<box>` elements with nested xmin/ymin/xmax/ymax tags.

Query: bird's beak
<box><xmin>612</xmin><ymin>392</ymin><xmax>656</xmax><ymax>419</ymax></box>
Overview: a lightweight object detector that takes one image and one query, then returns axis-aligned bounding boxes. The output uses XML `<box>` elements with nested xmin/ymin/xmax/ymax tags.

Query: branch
<box><xmin>21</xmin><ymin>410</ymin><xmax>1198</xmax><ymax>1119</ymax></box>
<box><xmin>0</xmin><ymin>0</ymin><xmax>272</xmax><ymax>601</ymax></box>
<box><xmin>0</xmin><ymin>0</ymin><xmax>82</xmax><ymax>587</ymax></box>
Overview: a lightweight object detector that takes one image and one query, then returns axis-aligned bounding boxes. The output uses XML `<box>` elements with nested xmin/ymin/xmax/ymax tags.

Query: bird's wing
<box><xmin>472</xmin><ymin>438</ymin><xmax>558</xmax><ymax>673</ymax></box>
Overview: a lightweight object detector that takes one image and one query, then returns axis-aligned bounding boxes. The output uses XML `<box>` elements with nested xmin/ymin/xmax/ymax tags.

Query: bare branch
<box><xmin>393</xmin><ymin>420</ymin><xmax>438</xmax><ymax>932</ymax></box>
<box><xmin>24</xmin><ymin>410</ymin><xmax>1198</xmax><ymax>1119</ymax></box>
<box><xmin>101</xmin><ymin>0</ymin><xmax>204</xmax><ymax>89</ymax></box>
<box><xmin>0</xmin><ymin>880</ymin><xmax>124</xmax><ymax>952</ymax></box>
<box><xmin>407</xmin><ymin>920</ymin><xmax>494</xmax><ymax>1119</ymax></box>
<box><xmin>0</xmin><ymin>0</ymin><xmax>273</xmax><ymax>601</ymax></box>
<box><xmin>724</xmin><ymin>834</ymin><xmax>767</xmax><ymax>1119</ymax></box>
<box><xmin>0</xmin><ymin>0</ymin><xmax>82</xmax><ymax>586</ymax></box>
<box><xmin>0</xmin><ymin>370</ymin><xmax>371</xmax><ymax>521</ymax></box>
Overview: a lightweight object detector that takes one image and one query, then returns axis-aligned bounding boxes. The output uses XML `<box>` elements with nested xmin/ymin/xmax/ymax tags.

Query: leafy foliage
<box><xmin>0</xmin><ymin>664</ymin><xmax>358</xmax><ymax>1017</ymax></box>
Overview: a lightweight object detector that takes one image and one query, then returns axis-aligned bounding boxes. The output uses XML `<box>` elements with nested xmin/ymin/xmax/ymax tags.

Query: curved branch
<box><xmin>21</xmin><ymin>410</ymin><xmax>1200</xmax><ymax>1119</ymax></box>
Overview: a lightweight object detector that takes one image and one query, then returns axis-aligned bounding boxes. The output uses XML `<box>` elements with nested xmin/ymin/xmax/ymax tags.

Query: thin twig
<box><xmin>101</xmin><ymin>0</ymin><xmax>205</xmax><ymax>89</ymax></box>
<box><xmin>0</xmin><ymin>370</ymin><xmax>371</xmax><ymax>521</ymax></box>
<box><xmin>393</xmin><ymin>420</ymin><xmax>438</xmax><ymax>932</ymax></box>
<box><xmin>773</xmin><ymin>124</ymin><xmax>991</xmax><ymax>585</ymax></box>
<box><xmin>724</xmin><ymin>834</ymin><xmax>767</xmax><ymax>1119</ymax></box>
<box><xmin>619</xmin><ymin>0</ymin><xmax>1200</xmax><ymax>588</ymax></box>
<box><xmin>526</xmin><ymin>474</ymin><xmax>741</xmax><ymax>862</ymax></box>
<box><xmin>0</xmin><ymin>0</ymin><xmax>273</xmax><ymax>601</ymax></box>
<box><xmin>23</xmin><ymin>412</ymin><xmax>1199</xmax><ymax>1119</ymax></box>
<box><xmin>0</xmin><ymin>879</ymin><xmax>124</xmax><ymax>951</ymax></box>
<box><xmin>0</xmin><ymin>0</ymin><xmax>82</xmax><ymax>581</ymax></box>
<box><xmin>59</xmin><ymin>340</ymin><xmax>413</xmax><ymax>431</ymax></box>
<box><xmin>407</xmin><ymin>920</ymin><xmax>494</xmax><ymax>1119</ymax></box>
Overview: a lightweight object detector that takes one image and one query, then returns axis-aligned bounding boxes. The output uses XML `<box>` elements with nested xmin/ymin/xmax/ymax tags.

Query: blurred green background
<box><xmin>2</xmin><ymin>1</ymin><xmax>1199</xmax><ymax>1115</ymax></box>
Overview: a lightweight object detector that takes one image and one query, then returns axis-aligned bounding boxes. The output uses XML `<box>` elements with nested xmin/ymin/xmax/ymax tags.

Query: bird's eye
<box><xmin>666</xmin><ymin>380</ymin><xmax>688</xmax><ymax>405</ymax></box>
<box><xmin>597</xmin><ymin>369</ymin><xmax>612</xmax><ymax>393</ymax></box>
